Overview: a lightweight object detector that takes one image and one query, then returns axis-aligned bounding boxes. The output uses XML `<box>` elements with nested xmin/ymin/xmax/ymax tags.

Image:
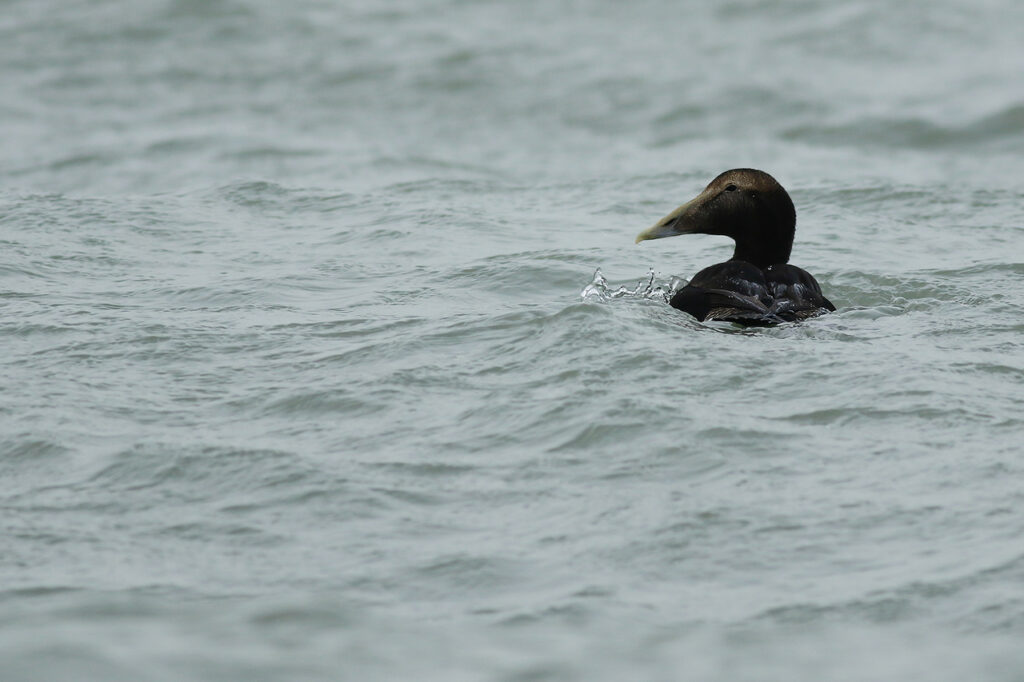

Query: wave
<box><xmin>784</xmin><ymin>104</ymin><xmax>1024</xmax><ymax>150</ymax></box>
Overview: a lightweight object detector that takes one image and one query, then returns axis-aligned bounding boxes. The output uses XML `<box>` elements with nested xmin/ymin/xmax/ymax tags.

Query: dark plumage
<box><xmin>635</xmin><ymin>169</ymin><xmax>835</xmax><ymax>325</ymax></box>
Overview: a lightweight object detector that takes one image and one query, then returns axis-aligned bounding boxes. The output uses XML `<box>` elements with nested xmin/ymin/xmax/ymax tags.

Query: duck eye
<box><xmin>725</xmin><ymin>184</ymin><xmax>737</xmax><ymax>192</ymax></box>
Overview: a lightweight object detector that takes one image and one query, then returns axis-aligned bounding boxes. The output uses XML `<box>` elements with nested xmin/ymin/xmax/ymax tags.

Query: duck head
<box><xmin>635</xmin><ymin>168</ymin><xmax>796</xmax><ymax>268</ymax></box>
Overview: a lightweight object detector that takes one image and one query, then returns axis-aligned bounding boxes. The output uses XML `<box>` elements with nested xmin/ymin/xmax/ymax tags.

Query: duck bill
<box><xmin>634</xmin><ymin>194</ymin><xmax>705</xmax><ymax>244</ymax></box>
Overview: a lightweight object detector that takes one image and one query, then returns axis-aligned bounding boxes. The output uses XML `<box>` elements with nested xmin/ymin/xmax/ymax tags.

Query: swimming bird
<box><xmin>635</xmin><ymin>169</ymin><xmax>835</xmax><ymax>325</ymax></box>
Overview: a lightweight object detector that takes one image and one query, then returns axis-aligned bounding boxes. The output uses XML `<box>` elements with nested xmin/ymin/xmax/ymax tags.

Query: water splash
<box><xmin>580</xmin><ymin>268</ymin><xmax>687</xmax><ymax>303</ymax></box>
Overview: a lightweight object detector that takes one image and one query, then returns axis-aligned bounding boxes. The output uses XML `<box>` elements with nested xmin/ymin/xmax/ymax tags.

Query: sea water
<box><xmin>2</xmin><ymin>0</ymin><xmax>1023</xmax><ymax>679</ymax></box>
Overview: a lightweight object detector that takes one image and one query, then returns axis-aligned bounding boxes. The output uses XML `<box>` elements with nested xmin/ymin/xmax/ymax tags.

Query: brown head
<box><xmin>635</xmin><ymin>169</ymin><xmax>796</xmax><ymax>267</ymax></box>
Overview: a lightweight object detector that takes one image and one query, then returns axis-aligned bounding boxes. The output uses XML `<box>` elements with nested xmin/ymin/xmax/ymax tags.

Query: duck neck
<box><xmin>731</xmin><ymin>238</ymin><xmax>792</xmax><ymax>268</ymax></box>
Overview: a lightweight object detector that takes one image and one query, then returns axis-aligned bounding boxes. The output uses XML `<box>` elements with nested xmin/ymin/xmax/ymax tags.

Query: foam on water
<box><xmin>579</xmin><ymin>267</ymin><xmax>686</xmax><ymax>304</ymax></box>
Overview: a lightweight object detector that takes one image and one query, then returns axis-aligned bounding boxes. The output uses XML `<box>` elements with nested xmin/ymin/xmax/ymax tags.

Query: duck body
<box><xmin>671</xmin><ymin>260</ymin><xmax>834</xmax><ymax>325</ymax></box>
<box><xmin>635</xmin><ymin>168</ymin><xmax>835</xmax><ymax>326</ymax></box>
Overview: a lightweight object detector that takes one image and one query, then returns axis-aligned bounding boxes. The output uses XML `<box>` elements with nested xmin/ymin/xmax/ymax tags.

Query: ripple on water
<box><xmin>3</xmin><ymin>445</ymin><xmax>349</xmax><ymax>516</ymax></box>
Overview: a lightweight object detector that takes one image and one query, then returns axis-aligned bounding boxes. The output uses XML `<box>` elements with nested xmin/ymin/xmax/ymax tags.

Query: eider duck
<box><xmin>636</xmin><ymin>169</ymin><xmax>835</xmax><ymax>325</ymax></box>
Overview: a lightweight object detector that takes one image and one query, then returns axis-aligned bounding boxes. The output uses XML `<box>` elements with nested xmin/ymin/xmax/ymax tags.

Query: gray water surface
<box><xmin>2</xmin><ymin>0</ymin><xmax>1024</xmax><ymax>680</ymax></box>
